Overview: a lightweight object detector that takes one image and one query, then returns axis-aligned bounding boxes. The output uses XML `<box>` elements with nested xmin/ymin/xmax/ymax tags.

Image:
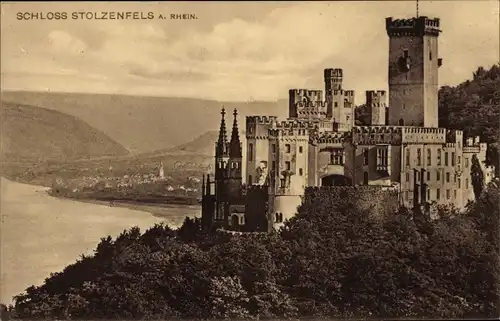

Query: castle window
<box><xmin>427</xmin><ymin>148</ymin><xmax>432</xmax><ymax>166</ymax></box>
<box><xmin>346</xmin><ymin>115</ymin><xmax>350</xmax><ymax>122</ymax></box>
<box><xmin>248</xmin><ymin>175</ymin><xmax>253</xmax><ymax>185</ymax></box>
<box><xmin>429</xmin><ymin>51</ymin><xmax>432</xmax><ymax>60</ymax></box>
<box><xmin>299</xmin><ymin>146</ymin><xmax>303</xmax><ymax>153</ymax></box>
<box><xmin>299</xmin><ymin>168</ymin><xmax>303</xmax><ymax>176</ymax></box>
<box><xmin>466</xmin><ymin>178</ymin><xmax>469</xmax><ymax>189</ymax></box>
<box><xmin>285</xmin><ymin>144</ymin><xmax>291</xmax><ymax>153</ymax></box>
<box><xmin>458</xmin><ymin>178</ymin><xmax>461</xmax><ymax>188</ymax></box>
<box><xmin>454</xmin><ymin>190</ymin><xmax>457</xmax><ymax>199</ymax></box>
<box><xmin>403</xmin><ymin>49</ymin><xmax>409</xmax><ymax>58</ymax></box>
<box><xmin>334</xmin><ymin>102</ymin><xmax>338</xmax><ymax>107</ymax></box>
<box><xmin>406</xmin><ymin>172</ymin><xmax>410</xmax><ymax>182</ymax></box>
<box><xmin>417</xmin><ymin>148</ymin><xmax>421</xmax><ymax>166</ymax></box>
<box><xmin>285</xmin><ymin>161</ymin><xmax>291</xmax><ymax>171</ymax></box>
<box><xmin>363</xmin><ymin>148</ymin><xmax>369</xmax><ymax>165</ymax></box>
<box><xmin>416</xmin><ymin>171</ymin><xmax>420</xmax><ymax>182</ymax></box>
<box><xmin>436</xmin><ymin>189</ymin><xmax>441</xmax><ymax>200</ymax></box>
<box><xmin>363</xmin><ymin>172</ymin><xmax>369</xmax><ymax>185</ymax></box>
<box><xmin>427</xmin><ymin>171</ymin><xmax>431</xmax><ymax>181</ymax></box>
<box><xmin>406</xmin><ymin>148</ymin><xmax>410</xmax><ymax>166</ymax></box>
<box><xmin>376</xmin><ymin>147</ymin><xmax>389</xmax><ymax>169</ymax></box>
<box><xmin>437</xmin><ymin>149</ymin><xmax>442</xmax><ymax>165</ymax></box>
<box><xmin>446</xmin><ymin>172</ymin><xmax>450</xmax><ymax>183</ymax></box>
<box><xmin>446</xmin><ymin>189</ymin><xmax>450</xmax><ymax>199</ymax></box>
<box><xmin>465</xmin><ymin>158</ymin><xmax>469</xmax><ymax>167</ymax></box>
<box><xmin>451</xmin><ymin>152</ymin><xmax>456</xmax><ymax>166</ymax></box>
<box><xmin>405</xmin><ymin>191</ymin><xmax>409</xmax><ymax>201</ymax></box>
<box><xmin>330</xmin><ymin>149</ymin><xmax>344</xmax><ymax>165</ymax></box>
<box><xmin>399</xmin><ymin>118</ymin><xmax>404</xmax><ymax>126</ymax></box>
<box><xmin>457</xmin><ymin>156</ymin><xmax>461</xmax><ymax>165</ymax></box>
<box><xmin>445</xmin><ymin>152</ymin><xmax>449</xmax><ymax>166</ymax></box>
<box><xmin>272</xmin><ymin>144</ymin><xmax>276</xmax><ymax>153</ymax></box>
<box><xmin>249</xmin><ymin>143</ymin><xmax>254</xmax><ymax>161</ymax></box>
<box><xmin>436</xmin><ymin>170</ymin><xmax>441</xmax><ymax>181</ymax></box>
<box><xmin>276</xmin><ymin>213</ymin><xmax>283</xmax><ymax>223</ymax></box>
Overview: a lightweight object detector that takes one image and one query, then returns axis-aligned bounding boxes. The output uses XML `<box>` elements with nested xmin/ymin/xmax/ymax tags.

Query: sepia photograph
<box><xmin>1</xmin><ymin>0</ymin><xmax>499</xmax><ymax>320</ymax></box>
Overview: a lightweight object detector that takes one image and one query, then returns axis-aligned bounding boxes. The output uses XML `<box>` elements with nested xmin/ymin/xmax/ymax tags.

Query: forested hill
<box><xmin>438</xmin><ymin>64</ymin><xmax>500</xmax><ymax>172</ymax></box>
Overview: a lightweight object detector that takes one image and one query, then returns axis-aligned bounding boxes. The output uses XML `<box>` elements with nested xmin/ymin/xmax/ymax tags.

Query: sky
<box><xmin>1</xmin><ymin>1</ymin><xmax>499</xmax><ymax>103</ymax></box>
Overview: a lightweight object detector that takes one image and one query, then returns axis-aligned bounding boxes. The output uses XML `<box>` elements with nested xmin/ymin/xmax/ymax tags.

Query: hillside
<box><xmin>0</xmin><ymin>102</ymin><xmax>129</xmax><ymax>166</ymax></box>
<box><xmin>438</xmin><ymin>64</ymin><xmax>500</xmax><ymax>172</ymax></box>
<box><xmin>0</xmin><ymin>91</ymin><xmax>288</xmax><ymax>154</ymax></box>
<box><xmin>167</xmin><ymin>131</ymin><xmax>219</xmax><ymax>156</ymax></box>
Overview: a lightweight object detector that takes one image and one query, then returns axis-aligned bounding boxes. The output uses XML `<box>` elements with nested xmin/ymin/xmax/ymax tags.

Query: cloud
<box><xmin>48</xmin><ymin>30</ymin><xmax>87</xmax><ymax>55</ymax></box>
<box><xmin>1</xmin><ymin>1</ymin><xmax>498</xmax><ymax>102</ymax></box>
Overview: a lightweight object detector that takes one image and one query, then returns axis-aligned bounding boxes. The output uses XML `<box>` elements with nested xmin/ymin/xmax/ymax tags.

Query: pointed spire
<box><xmin>229</xmin><ymin>108</ymin><xmax>242</xmax><ymax>158</ymax></box>
<box><xmin>216</xmin><ymin>107</ymin><xmax>229</xmax><ymax>157</ymax></box>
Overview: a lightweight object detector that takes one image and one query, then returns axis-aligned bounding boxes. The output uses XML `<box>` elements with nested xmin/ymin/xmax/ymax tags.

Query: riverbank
<box><xmin>0</xmin><ymin>178</ymin><xmax>199</xmax><ymax>305</ymax></box>
<box><xmin>66</xmin><ymin>197</ymin><xmax>201</xmax><ymax>222</ymax></box>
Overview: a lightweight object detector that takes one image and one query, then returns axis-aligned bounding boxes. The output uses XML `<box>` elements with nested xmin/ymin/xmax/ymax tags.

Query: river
<box><xmin>0</xmin><ymin>177</ymin><xmax>199</xmax><ymax>305</ymax></box>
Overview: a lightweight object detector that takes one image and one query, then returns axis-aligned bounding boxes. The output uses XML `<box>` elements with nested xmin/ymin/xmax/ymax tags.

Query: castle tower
<box><xmin>214</xmin><ymin>108</ymin><xmax>230</xmax><ymax>224</ymax></box>
<box><xmin>386</xmin><ymin>16</ymin><xmax>442</xmax><ymax>127</ymax></box>
<box><xmin>324</xmin><ymin>68</ymin><xmax>355</xmax><ymax>131</ymax></box>
<box><xmin>366</xmin><ymin>90</ymin><xmax>388</xmax><ymax>125</ymax></box>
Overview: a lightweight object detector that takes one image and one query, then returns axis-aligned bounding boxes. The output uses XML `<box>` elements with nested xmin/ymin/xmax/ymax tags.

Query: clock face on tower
<box><xmin>398</xmin><ymin>55</ymin><xmax>411</xmax><ymax>72</ymax></box>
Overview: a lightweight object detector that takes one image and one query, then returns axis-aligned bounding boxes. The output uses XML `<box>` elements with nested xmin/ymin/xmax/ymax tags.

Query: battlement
<box><xmin>268</xmin><ymin>127</ymin><xmax>310</xmax><ymax>138</ymax></box>
<box><xmin>366</xmin><ymin>90</ymin><xmax>387</xmax><ymax>101</ymax></box>
<box><xmin>246</xmin><ymin>115</ymin><xmax>279</xmax><ymax>124</ymax></box>
<box><xmin>315</xmin><ymin>131</ymin><xmax>347</xmax><ymax>144</ymax></box>
<box><xmin>324</xmin><ymin>68</ymin><xmax>343</xmax><ymax>78</ymax></box>
<box><xmin>403</xmin><ymin>127</ymin><xmax>446</xmax><ymax>135</ymax></box>
<box><xmin>344</xmin><ymin>90</ymin><xmax>355</xmax><ymax>97</ymax></box>
<box><xmin>274</xmin><ymin>120</ymin><xmax>317</xmax><ymax>129</ymax></box>
<box><xmin>353</xmin><ymin>125</ymin><xmax>403</xmax><ymax>135</ymax></box>
<box><xmin>294</xmin><ymin>101</ymin><xmax>327</xmax><ymax>108</ymax></box>
<box><xmin>386</xmin><ymin>16</ymin><xmax>441</xmax><ymax>37</ymax></box>
<box><xmin>289</xmin><ymin>89</ymin><xmax>323</xmax><ymax>100</ymax></box>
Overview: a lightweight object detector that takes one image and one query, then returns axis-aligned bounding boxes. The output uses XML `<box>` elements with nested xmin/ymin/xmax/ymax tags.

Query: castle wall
<box><xmin>304</xmin><ymin>186</ymin><xmax>400</xmax><ymax>220</ymax></box>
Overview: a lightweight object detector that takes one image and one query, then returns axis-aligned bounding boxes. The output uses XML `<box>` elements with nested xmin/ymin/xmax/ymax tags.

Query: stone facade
<box><xmin>200</xmin><ymin>14</ymin><xmax>495</xmax><ymax>232</ymax></box>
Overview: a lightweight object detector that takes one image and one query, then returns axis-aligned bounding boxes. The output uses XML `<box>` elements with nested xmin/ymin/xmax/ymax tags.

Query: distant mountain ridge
<box><xmin>0</xmin><ymin>91</ymin><xmax>288</xmax><ymax>154</ymax></box>
<box><xmin>0</xmin><ymin>101</ymin><xmax>129</xmax><ymax>165</ymax></box>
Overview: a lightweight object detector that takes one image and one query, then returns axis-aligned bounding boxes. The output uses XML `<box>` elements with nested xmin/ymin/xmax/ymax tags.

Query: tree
<box><xmin>470</xmin><ymin>154</ymin><xmax>485</xmax><ymax>199</ymax></box>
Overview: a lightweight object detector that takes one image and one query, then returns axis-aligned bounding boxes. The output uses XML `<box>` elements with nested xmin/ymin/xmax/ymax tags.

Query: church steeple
<box><xmin>216</xmin><ymin>107</ymin><xmax>229</xmax><ymax>157</ymax></box>
<box><xmin>229</xmin><ymin>108</ymin><xmax>242</xmax><ymax>158</ymax></box>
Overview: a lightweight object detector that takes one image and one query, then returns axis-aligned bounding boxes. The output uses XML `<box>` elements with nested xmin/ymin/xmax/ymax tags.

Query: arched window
<box><xmin>437</xmin><ymin>149</ymin><xmax>442</xmax><ymax>165</ymax></box>
<box><xmin>248</xmin><ymin>143</ymin><xmax>254</xmax><ymax>161</ymax></box>
<box><xmin>427</xmin><ymin>148</ymin><xmax>432</xmax><ymax>166</ymax></box>
<box><xmin>363</xmin><ymin>172</ymin><xmax>369</xmax><ymax>185</ymax></box>
<box><xmin>399</xmin><ymin>118</ymin><xmax>404</xmax><ymax>126</ymax></box>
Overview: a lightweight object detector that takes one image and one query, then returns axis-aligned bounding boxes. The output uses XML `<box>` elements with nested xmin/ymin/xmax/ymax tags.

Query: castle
<box><xmin>200</xmin><ymin>15</ymin><xmax>495</xmax><ymax>232</ymax></box>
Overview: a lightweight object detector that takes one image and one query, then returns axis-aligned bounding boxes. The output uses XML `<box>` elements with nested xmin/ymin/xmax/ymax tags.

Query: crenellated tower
<box><xmin>324</xmin><ymin>68</ymin><xmax>355</xmax><ymax>131</ymax></box>
<box><xmin>386</xmin><ymin>16</ymin><xmax>442</xmax><ymax>127</ymax></box>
